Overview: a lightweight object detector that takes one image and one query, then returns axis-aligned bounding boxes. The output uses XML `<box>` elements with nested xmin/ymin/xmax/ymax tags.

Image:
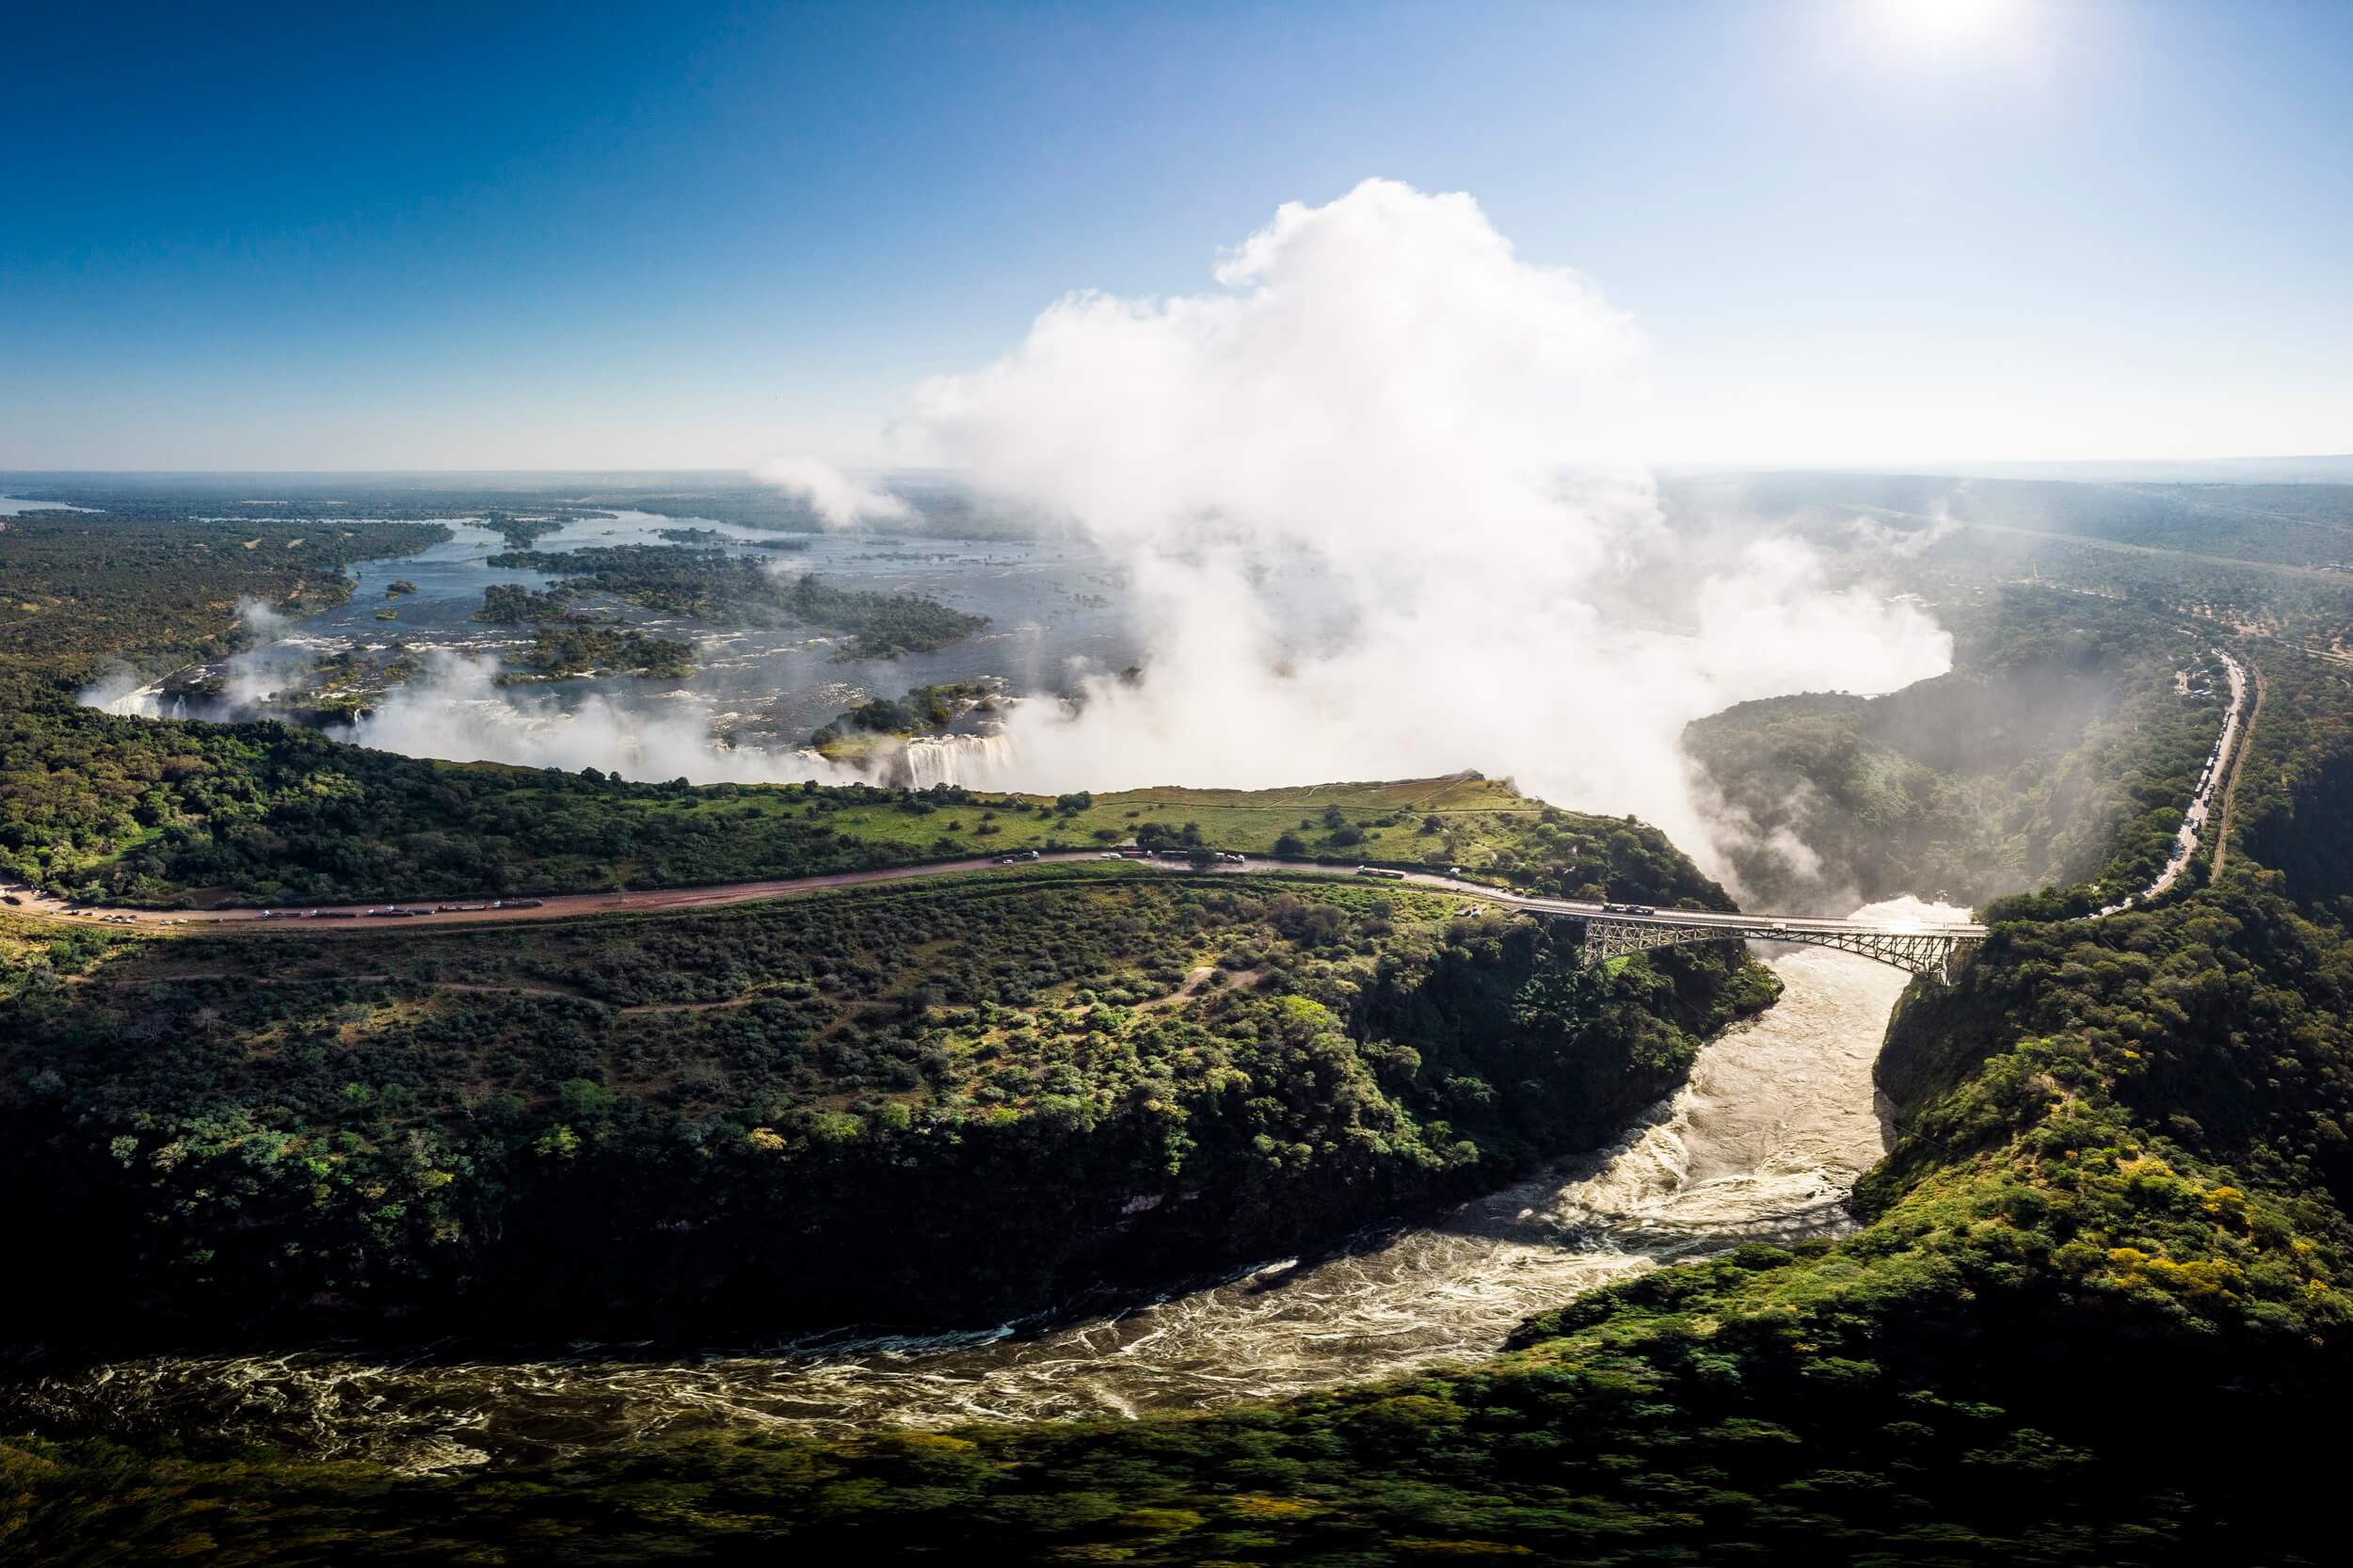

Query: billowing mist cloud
<box><xmin>770</xmin><ymin>179</ymin><xmax>1953</xmax><ymax>885</ymax></box>
<box><xmin>80</xmin><ymin>598</ymin><xmax>304</xmax><ymax>718</ymax></box>
<box><xmin>341</xmin><ymin>650</ymin><xmax>858</xmax><ymax>785</ymax></box>
<box><xmin>753</xmin><ymin>455</ymin><xmax>913</xmax><ymax>528</ymax></box>
<box><xmin>79</xmin><ymin>663</ymin><xmax>160</xmax><ymax>717</ymax></box>
<box><xmin>1847</xmin><ymin>504</ymin><xmax>1961</xmax><ymax>559</ymax></box>
<box><xmin>221</xmin><ymin>598</ymin><xmax>308</xmax><ymax>708</ymax></box>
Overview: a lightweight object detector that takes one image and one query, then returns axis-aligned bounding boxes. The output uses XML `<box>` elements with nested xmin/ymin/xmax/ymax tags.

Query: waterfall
<box><xmin>168</xmin><ymin>695</ymin><xmax>188</xmax><ymax>720</ymax></box>
<box><xmin>897</xmin><ymin>733</ymin><xmax>1018</xmax><ymax>790</ymax></box>
<box><xmin>94</xmin><ymin>681</ymin><xmax>166</xmax><ymax>718</ymax></box>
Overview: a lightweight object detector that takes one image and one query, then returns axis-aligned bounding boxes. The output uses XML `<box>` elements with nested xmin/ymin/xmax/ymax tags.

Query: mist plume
<box><xmin>778</xmin><ymin>179</ymin><xmax>1953</xmax><ymax>883</ymax></box>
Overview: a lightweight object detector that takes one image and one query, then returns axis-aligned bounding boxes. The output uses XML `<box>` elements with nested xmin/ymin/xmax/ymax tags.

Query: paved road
<box><xmin>2097</xmin><ymin>644</ymin><xmax>2249</xmax><ymax>915</ymax></box>
<box><xmin>7</xmin><ymin>855</ymin><xmax>1983</xmax><ymax>942</ymax></box>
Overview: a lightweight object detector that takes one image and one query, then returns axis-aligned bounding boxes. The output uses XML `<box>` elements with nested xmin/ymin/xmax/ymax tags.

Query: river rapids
<box><xmin>8</xmin><ymin>921</ymin><xmax>1936</xmax><ymax>1472</ymax></box>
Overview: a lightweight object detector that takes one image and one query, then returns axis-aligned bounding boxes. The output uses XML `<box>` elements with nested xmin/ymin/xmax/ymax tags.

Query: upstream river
<box><xmin>8</xmin><ymin>938</ymin><xmax>1918</xmax><ymax>1471</ymax></box>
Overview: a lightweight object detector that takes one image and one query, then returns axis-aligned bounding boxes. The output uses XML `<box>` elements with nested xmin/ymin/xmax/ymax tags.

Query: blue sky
<box><xmin>4</xmin><ymin>0</ymin><xmax>2349</xmax><ymax>470</ymax></box>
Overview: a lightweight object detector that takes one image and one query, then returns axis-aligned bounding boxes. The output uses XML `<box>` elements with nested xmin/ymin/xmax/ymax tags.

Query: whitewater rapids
<box><xmin>7</xmin><ymin>922</ymin><xmax>1934</xmax><ymax>1471</ymax></box>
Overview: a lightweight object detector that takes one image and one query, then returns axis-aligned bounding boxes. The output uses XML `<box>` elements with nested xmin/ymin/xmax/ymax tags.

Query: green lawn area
<box><xmin>656</xmin><ymin>771</ymin><xmax>1545</xmax><ymax>868</ymax></box>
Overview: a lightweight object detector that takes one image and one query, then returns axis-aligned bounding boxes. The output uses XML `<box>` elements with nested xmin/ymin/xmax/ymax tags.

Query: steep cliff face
<box><xmin>1680</xmin><ymin>591</ymin><xmax>2226</xmax><ymax>913</ymax></box>
<box><xmin>2235</xmin><ymin>653</ymin><xmax>2353</xmax><ymax>920</ymax></box>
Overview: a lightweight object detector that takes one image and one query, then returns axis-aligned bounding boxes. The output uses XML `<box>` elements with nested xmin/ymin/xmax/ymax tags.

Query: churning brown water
<box><xmin>11</xmin><ymin>920</ymin><xmax>1935</xmax><ymax>1473</ymax></box>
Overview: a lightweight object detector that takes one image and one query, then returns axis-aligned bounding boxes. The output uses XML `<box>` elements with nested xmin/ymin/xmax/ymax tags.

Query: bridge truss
<box><xmin>1575</xmin><ymin>916</ymin><xmax>1982</xmax><ymax>983</ymax></box>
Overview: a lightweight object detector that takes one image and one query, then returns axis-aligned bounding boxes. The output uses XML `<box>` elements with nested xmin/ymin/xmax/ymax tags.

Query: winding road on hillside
<box><xmin>11</xmin><ymin>853</ymin><xmax>1988</xmax><ymax>977</ymax></box>
<box><xmin>13</xmin><ymin>640</ymin><xmax>2262</xmax><ymax>970</ymax></box>
<box><xmin>15</xmin><ymin>852</ymin><xmax>1969</xmax><ymax>935</ymax></box>
<box><xmin>2097</xmin><ymin>644</ymin><xmax>2249</xmax><ymax>914</ymax></box>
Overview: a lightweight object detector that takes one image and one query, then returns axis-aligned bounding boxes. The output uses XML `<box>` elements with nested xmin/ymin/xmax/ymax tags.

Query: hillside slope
<box><xmin>1685</xmin><ymin>589</ymin><xmax>2226</xmax><ymax>911</ymax></box>
<box><xmin>19</xmin><ymin>645</ymin><xmax>2351</xmax><ymax>1563</ymax></box>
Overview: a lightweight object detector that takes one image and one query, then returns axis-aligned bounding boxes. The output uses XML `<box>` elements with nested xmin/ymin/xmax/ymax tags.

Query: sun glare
<box><xmin>1865</xmin><ymin>0</ymin><xmax>2028</xmax><ymax>59</ymax></box>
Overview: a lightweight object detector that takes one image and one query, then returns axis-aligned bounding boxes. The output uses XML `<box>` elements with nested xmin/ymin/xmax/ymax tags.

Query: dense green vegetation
<box><xmin>808</xmin><ymin>679</ymin><xmax>1005</xmax><ymax>755</ymax></box>
<box><xmin>657</xmin><ymin>525</ymin><xmax>806</xmax><ymax>551</ymax></box>
<box><xmin>2227</xmin><ymin>649</ymin><xmax>2353</xmax><ymax>925</ymax></box>
<box><xmin>0</xmin><ymin>512</ymin><xmax>448</xmax><ymax>676</ymax></box>
<box><xmin>263</xmin><ymin>648</ymin><xmax>424</xmax><ymax>722</ymax></box>
<box><xmin>16</xmin><ymin>481</ymin><xmax>2353</xmax><ymax>1562</ymax></box>
<box><xmin>777</xmin><ymin>572</ymin><xmax>989</xmax><ymax>655</ymax></box>
<box><xmin>472</xmin><ymin>583</ymin><xmax>574</xmax><ymax>623</ymax></box>
<box><xmin>1</xmin><ymin>510</ymin><xmax>1699</xmax><ymax>906</ymax></box>
<box><xmin>6</xmin><ymin>706</ymin><xmax>1715</xmax><ymax>906</ymax></box>
<box><xmin>478</xmin><ymin>511</ymin><xmax>572</xmax><ymax>547</ymax></box>
<box><xmin>0</xmin><ymin>869</ymin><xmax>1769</xmax><ymax>1347</ymax></box>
<box><xmin>482</xmin><ymin>543</ymin><xmax>782</xmax><ymax>616</ymax></box>
<box><xmin>1687</xmin><ymin>589</ymin><xmax>2228</xmax><ymax>912</ymax></box>
<box><xmin>503</xmin><ymin>621</ymin><xmax>696</xmax><ymax>680</ymax></box>
<box><xmin>18</xmin><ymin>643</ymin><xmax>2350</xmax><ymax>1563</ymax></box>
<box><xmin>484</xmin><ymin>543</ymin><xmax>988</xmax><ymax>654</ymax></box>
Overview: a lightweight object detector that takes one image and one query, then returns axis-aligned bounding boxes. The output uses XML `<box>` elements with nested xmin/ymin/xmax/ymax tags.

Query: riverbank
<box><xmin>4</xmin><ymin>944</ymin><xmax>1898</xmax><ymax>1470</ymax></box>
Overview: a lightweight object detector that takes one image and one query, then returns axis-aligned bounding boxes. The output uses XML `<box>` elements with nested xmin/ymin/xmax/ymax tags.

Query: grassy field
<box><xmin>626</xmin><ymin>771</ymin><xmax>1674</xmax><ymax>897</ymax></box>
<box><xmin>37</xmin><ymin>756</ymin><xmax>1725</xmax><ymax>910</ymax></box>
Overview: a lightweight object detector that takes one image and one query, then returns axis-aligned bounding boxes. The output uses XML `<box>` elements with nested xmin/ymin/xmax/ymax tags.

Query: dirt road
<box><xmin>16</xmin><ymin>854</ymin><xmax>1459</xmax><ymax>936</ymax></box>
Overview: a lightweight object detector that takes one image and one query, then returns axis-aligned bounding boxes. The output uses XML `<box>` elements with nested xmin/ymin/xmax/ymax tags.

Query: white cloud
<box><xmin>753</xmin><ymin>454</ymin><xmax>912</xmax><ymax>528</ymax></box>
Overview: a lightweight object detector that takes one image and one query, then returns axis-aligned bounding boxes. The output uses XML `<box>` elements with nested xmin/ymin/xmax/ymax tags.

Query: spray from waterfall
<box><xmin>760</xmin><ymin>180</ymin><xmax>1952</xmax><ymax>882</ymax></box>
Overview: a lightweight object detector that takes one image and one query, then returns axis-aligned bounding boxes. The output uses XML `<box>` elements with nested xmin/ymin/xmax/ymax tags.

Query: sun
<box><xmin>1865</xmin><ymin>0</ymin><xmax>2028</xmax><ymax>58</ymax></box>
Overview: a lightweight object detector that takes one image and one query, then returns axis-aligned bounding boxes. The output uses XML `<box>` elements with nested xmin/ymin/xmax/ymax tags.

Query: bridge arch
<box><xmin>1572</xmin><ymin>916</ymin><xmax>1980</xmax><ymax>983</ymax></box>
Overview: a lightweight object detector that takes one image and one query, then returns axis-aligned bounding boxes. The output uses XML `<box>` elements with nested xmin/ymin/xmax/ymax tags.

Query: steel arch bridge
<box><xmin>1571</xmin><ymin>913</ymin><xmax>1985</xmax><ymax>982</ymax></box>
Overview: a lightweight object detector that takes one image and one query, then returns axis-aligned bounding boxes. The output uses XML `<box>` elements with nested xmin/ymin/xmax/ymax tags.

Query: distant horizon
<box><xmin>8</xmin><ymin>454</ymin><xmax>2353</xmax><ymax>484</ymax></box>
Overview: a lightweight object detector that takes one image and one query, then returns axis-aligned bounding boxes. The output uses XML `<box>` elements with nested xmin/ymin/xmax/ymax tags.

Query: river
<box><xmin>6</xmin><ymin>934</ymin><xmax>1920</xmax><ymax>1472</ymax></box>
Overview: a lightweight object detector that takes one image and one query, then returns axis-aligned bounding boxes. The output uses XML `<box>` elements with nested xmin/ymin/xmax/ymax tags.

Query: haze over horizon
<box><xmin>7</xmin><ymin>0</ymin><xmax>2349</xmax><ymax>472</ymax></box>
